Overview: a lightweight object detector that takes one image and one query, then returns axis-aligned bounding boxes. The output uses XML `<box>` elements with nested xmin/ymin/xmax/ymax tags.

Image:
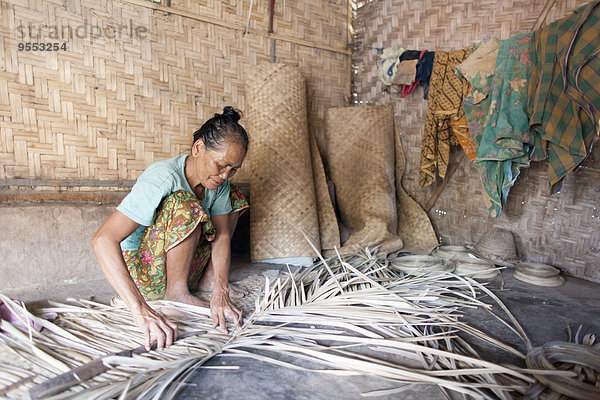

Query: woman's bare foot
<box><xmin>163</xmin><ymin>292</ymin><xmax>210</xmax><ymax>307</ymax></box>
<box><xmin>227</xmin><ymin>283</ymin><xmax>249</xmax><ymax>298</ymax></box>
<box><xmin>159</xmin><ymin>292</ymin><xmax>210</xmax><ymax>320</ymax></box>
<box><xmin>197</xmin><ymin>277</ymin><xmax>249</xmax><ymax>298</ymax></box>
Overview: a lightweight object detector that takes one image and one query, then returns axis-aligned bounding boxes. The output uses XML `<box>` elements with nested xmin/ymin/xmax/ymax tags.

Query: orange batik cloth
<box><xmin>419</xmin><ymin>48</ymin><xmax>473</xmax><ymax>187</ymax></box>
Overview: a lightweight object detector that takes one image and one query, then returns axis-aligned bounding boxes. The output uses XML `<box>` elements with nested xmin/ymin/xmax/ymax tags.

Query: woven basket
<box><xmin>516</xmin><ymin>261</ymin><xmax>560</xmax><ymax>278</ymax></box>
<box><xmin>467</xmin><ymin>228</ymin><xmax>519</xmax><ymax>267</ymax></box>
<box><xmin>244</xmin><ymin>64</ymin><xmax>320</xmax><ymax>261</ymax></box>
<box><xmin>514</xmin><ymin>261</ymin><xmax>565</xmax><ymax>287</ymax></box>
<box><xmin>452</xmin><ymin>254</ymin><xmax>500</xmax><ymax>280</ymax></box>
<box><xmin>432</xmin><ymin>245</ymin><xmax>469</xmax><ymax>259</ymax></box>
<box><xmin>389</xmin><ymin>254</ymin><xmax>455</xmax><ymax>275</ymax></box>
<box><xmin>325</xmin><ymin>105</ymin><xmax>404</xmax><ymax>255</ymax></box>
<box><xmin>514</xmin><ymin>271</ymin><xmax>565</xmax><ymax>287</ymax></box>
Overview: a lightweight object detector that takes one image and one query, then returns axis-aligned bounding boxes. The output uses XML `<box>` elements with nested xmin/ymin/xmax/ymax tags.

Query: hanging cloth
<box><xmin>392</xmin><ymin>59</ymin><xmax>419</xmax><ymax>85</ymax></box>
<box><xmin>450</xmin><ymin>113</ymin><xmax>477</xmax><ymax>161</ymax></box>
<box><xmin>400</xmin><ymin>50</ymin><xmax>430</xmax><ymax>98</ymax></box>
<box><xmin>462</xmin><ymin>33</ymin><xmax>534</xmax><ymax>217</ymax></box>
<box><xmin>455</xmin><ymin>37</ymin><xmax>500</xmax><ymax>161</ymax></box>
<box><xmin>399</xmin><ymin>50</ymin><xmax>422</xmax><ymax>61</ymax></box>
<box><xmin>419</xmin><ymin>48</ymin><xmax>473</xmax><ymax>188</ymax></box>
<box><xmin>378</xmin><ymin>48</ymin><xmax>405</xmax><ymax>86</ymax></box>
<box><xmin>416</xmin><ymin>51</ymin><xmax>435</xmax><ymax>99</ymax></box>
<box><xmin>528</xmin><ymin>1</ymin><xmax>600</xmax><ymax>193</ymax></box>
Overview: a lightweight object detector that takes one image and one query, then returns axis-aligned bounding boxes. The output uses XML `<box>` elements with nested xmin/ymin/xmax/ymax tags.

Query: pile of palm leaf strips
<box><xmin>0</xmin><ymin>248</ymin><xmax>584</xmax><ymax>399</ymax></box>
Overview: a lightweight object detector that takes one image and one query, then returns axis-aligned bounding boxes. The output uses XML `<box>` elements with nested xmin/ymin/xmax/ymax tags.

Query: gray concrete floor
<box><xmin>8</xmin><ymin>257</ymin><xmax>600</xmax><ymax>399</ymax></box>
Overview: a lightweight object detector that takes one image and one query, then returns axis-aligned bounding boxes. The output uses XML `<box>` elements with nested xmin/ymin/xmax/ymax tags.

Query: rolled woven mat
<box><xmin>325</xmin><ymin>105</ymin><xmax>404</xmax><ymax>255</ymax></box>
<box><xmin>309</xmin><ymin>130</ymin><xmax>340</xmax><ymax>253</ymax></box>
<box><xmin>389</xmin><ymin>254</ymin><xmax>455</xmax><ymax>275</ymax></box>
<box><xmin>393</xmin><ymin>116</ymin><xmax>439</xmax><ymax>254</ymax></box>
<box><xmin>432</xmin><ymin>245</ymin><xmax>469</xmax><ymax>259</ymax></box>
<box><xmin>243</xmin><ymin>64</ymin><xmax>320</xmax><ymax>264</ymax></box>
<box><xmin>514</xmin><ymin>262</ymin><xmax>565</xmax><ymax>287</ymax></box>
<box><xmin>451</xmin><ymin>254</ymin><xmax>500</xmax><ymax>280</ymax></box>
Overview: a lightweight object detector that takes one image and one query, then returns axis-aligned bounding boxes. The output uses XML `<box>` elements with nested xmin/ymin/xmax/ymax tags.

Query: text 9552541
<box><xmin>17</xmin><ymin>42</ymin><xmax>67</xmax><ymax>51</ymax></box>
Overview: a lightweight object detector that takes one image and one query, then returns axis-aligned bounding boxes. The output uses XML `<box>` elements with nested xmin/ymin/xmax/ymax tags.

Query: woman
<box><xmin>91</xmin><ymin>106</ymin><xmax>249</xmax><ymax>351</ymax></box>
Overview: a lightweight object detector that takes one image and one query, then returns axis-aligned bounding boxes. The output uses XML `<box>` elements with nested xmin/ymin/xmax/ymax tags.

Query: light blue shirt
<box><xmin>117</xmin><ymin>154</ymin><xmax>232</xmax><ymax>251</ymax></box>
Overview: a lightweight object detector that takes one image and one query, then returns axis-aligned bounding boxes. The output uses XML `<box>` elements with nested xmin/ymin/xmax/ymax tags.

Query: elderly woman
<box><xmin>91</xmin><ymin>106</ymin><xmax>249</xmax><ymax>350</ymax></box>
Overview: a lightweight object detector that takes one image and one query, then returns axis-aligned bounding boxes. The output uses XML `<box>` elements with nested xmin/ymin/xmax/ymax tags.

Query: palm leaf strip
<box><xmin>0</xmin><ymin>249</ymin><xmax>573</xmax><ymax>399</ymax></box>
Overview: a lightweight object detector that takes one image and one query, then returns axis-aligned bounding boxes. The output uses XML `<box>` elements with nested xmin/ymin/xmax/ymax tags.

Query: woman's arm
<box><xmin>91</xmin><ymin>210</ymin><xmax>178</xmax><ymax>350</ymax></box>
<box><xmin>208</xmin><ymin>213</ymin><xmax>242</xmax><ymax>333</ymax></box>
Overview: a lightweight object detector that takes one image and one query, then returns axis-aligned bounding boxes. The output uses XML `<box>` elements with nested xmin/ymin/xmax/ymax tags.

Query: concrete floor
<box><xmin>8</xmin><ymin>257</ymin><xmax>600</xmax><ymax>399</ymax></box>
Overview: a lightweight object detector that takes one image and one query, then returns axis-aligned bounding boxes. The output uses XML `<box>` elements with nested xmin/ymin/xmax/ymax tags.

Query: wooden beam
<box><xmin>0</xmin><ymin>183</ymin><xmax>250</xmax><ymax>204</ymax></box>
<box><xmin>0</xmin><ymin>192</ymin><xmax>126</xmax><ymax>204</ymax></box>
<box><xmin>121</xmin><ymin>0</ymin><xmax>351</xmax><ymax>55</ymax></box>
<box><xmin>424</xmin><ymin>152</ymin><xmax>466</xmax><ymax>213</ymax></box>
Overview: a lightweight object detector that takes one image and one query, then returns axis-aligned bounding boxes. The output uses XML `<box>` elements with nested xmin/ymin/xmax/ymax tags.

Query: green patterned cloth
<box><xmin>455</xmin><ymin>37</ymin><xmax>499</xmax><ymax>160</ymax></box>
<box><xmin>528</xmin><ymin>1</ymin><xmax>600</xmax><ymax>193</ymax></box>
<box><xmin>456</xmin><ymin>33</ymin><xmax>533</xmax><ymax>217</ymax></box>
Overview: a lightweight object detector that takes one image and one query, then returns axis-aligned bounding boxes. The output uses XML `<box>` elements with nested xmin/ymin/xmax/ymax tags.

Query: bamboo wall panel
<box><xmin>0</xmin><ymin>0</ymin><xmax>349</xmax><ymax>186</ymax></box>
<box><xmin>352</xmin><ymin>0</ymin><xmax>600</xmax><ymax>281</ymax></box>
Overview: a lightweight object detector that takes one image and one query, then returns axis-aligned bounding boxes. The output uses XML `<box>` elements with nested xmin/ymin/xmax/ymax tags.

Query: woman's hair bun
<box><xmin>220</xmin><ymin>106</ymin><xmax>241</xmax><ymax>123</ymax></box>
<box><xmin>195</xmin><ymin>105</ymin><xmax>248</xmax><ymax>150</ymax></box>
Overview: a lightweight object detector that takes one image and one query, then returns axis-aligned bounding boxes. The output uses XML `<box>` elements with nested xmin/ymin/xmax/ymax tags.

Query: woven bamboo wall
<box><xmin>0</xmin><ymin>0</ymin><xmax>350</xmax><ymax>190</ymax></box>
<box><xmin>352</xmin><ymin>0</ymin><xmax>600</xmax><ymax>282</ymax></box>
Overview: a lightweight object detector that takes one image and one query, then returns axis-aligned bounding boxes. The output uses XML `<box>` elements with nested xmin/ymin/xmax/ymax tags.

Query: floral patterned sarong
<box><xmin>123</xmin><ymin>183</ymin><xmax>249</xmax><ymax>300</ymax></box>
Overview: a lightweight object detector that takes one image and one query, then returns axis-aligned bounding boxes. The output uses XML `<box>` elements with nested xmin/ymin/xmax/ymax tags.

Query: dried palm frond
<box><xmin>0</xmin><ymin>248</ymin><xmax>577</xmax><ymax>399</ymax></box>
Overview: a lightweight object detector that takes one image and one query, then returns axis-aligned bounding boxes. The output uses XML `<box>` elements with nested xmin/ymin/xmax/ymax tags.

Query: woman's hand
<box><xmin>210</xmin><ymin>287</ymin><xmax>242</xmax><ymax>334</ymax></box>
<box><xmin>91</xmin><ymin>210</ymin><xmax>178</xmax><ymax>351</ymax></box>
<box><xmin>131</xmin><ymin>303</ymin><xmax>179</xmax><ymax>351</ymax></box>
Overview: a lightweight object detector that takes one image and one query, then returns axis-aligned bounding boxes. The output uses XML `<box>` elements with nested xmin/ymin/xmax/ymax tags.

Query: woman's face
<box><xmin>188</xmin><ymin>138</ymin><xmax>246</xmax><ymax>191</ymax></box>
